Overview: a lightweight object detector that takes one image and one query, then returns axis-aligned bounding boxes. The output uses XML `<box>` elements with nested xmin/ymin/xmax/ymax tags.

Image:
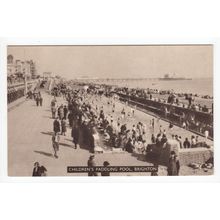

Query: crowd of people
<box><xmin>45</xmin><ymin>82</ymin><xmax>212</xmax><ymax>176</ymax></box>
<box><xmin>26</xmin><ymin>89</ymin><xmax>44</xmax><ymax>106</ymax></box>
<box><xmin>108</xmin><ymin>86</ymin><xmax>213</xmax><ymax>139</ymax></box>
<box><xmin>29</xmin><ymin>80</ymin><xmax>214</xmax><ymax>176</ymax></box>
<box><xmin>114</xmin><ymin>86</ymin><xmax>213</xmax><ymax>114</ymax></box>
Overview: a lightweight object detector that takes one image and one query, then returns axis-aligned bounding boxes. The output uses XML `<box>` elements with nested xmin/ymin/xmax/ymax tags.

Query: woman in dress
<box><xmin>167</xmin><ymin>151</ymin><xmax>180</xmax><ymax>176</ymax></box>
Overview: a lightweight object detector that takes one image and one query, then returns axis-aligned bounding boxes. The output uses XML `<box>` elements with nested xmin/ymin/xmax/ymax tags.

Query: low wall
<box><xmin>114</xmin><ymin>92</ymin><xmax>213</xmax><ymax>140</ymax></box>
<box><xmin>146</xmin><ymin>140</ymin><xmax>213</xmax><ymax>166</ymax></box>
<box><xmin>179</xmin><ymin>148</ymin><xmax>213</xmax><ymax>166</ymax></box>
<box><xmin>7</xmin><ymin>80</ymin><xmax>38</xmax><ymax>104</ymax></box>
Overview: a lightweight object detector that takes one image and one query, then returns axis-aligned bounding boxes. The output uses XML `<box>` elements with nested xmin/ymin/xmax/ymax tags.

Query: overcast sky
<box><xmin>7</xmin><ymin>45</ymin><xmax>213</xmax><ymax>79</ymax></box>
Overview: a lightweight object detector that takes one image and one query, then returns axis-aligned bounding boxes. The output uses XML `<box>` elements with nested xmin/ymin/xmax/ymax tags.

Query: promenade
<box><xmin>8</xmin><ymin>91</ymin><xmax>213</xmax><ymax>176</ymax></box>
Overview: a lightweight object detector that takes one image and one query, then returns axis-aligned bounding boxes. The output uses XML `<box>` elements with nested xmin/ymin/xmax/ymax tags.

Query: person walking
<box><xmin>32</xmin><ymin>162</ymin><xmax>47</xmax><ymax>176</ymax></box>
<box><xmin>32</xmin><ymin>162</ymin><xmax>41</xmax><ymax>176</ymax></box>
<box><xmin>71</xmin><ymin>124</ymin><xmax>80</xmax><ymax>149</ymax></box>
<box><xmin>39</xmin><ymin>95</ymin><xmax>43</xmax><ymax>106</ymax></box>
<box><xmin>87</xmin><ymin>155</ymin><xmax>98</xmax><ymax>176</ymax></box>
<box><xmin>183</xmin><ymin>137</ymin><xmax>191</xmax><ymax>148</ymax></box>
<box><xmin>151</xmin><ymin>134</ymin><xmax>156</xmax><ymax>144</ymax></box>
<box><xmin>191</xmin><ymin>135</ymin><xmax>197</xmax><ymax>148</ymax></box>
<box><xmin>39</xmin><ymin>165</ymin><xmax>47</xmax><ymax>176</ymax></box>
<box><xmin>167</xmin><ymin>151</ymin><xmax>180</xmax><ymax>176</ymax></box>
<box><xmin>151</xmin><ymin>118</ymin><xmax>155</xmax><ymax>130</ymax></box>
<box><xmin>53</xmin><ymin>118</ymin><xmax>60</xmax><ymax>135</ymax></box>
<box><xmin>68</xmin><ymin>112</ymin><xmax>73</xmax><ymax>127</ymax></box>
<box><xmin>101</xmin><ymin>161</ymin><xmax>110</xmax><ymax>176</ymax></box>
<box><xmin>51</xmin><ymin>99</ymin><xmax>57</xmax><ymax>118</ymax></box>
<box><xmin>177</xmin><ymin>136</ymin><xmax>183</xmax><ymax>149</ymax></box>
<box><xmin>36</xmin><ymin>95</ymin><xmax>39</xmax><ymax>106</ymax></box>
<box><xmin>52</xmin><ymin>133</ymin><xmax>60</xmax><ymax>158</ymax></box>
<box><xmin>61</xmin><ymin>118</ymin><xmax>67</xmax><ymax>136</ymax></box>
<box><xmin>204</xmin><ymin>130</ymin><xmax>209</xmax><ymax>144</ymax></box>
<box><xmin>64</xmin><ymin>105</ymin><xmax>68</xmax><ymax>120</ymax></box>
<box><xmin>58</xmin><ymin>105</ymin><xmax>64</xmax><ymax>120</ymax></box>
<box><xmin>51</xmin><ymin>106</ymin><xmax>56</xmax><ymax>119</ymax></box>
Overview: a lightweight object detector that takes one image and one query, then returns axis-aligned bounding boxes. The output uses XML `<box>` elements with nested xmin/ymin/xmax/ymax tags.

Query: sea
<box><xmin>95</xmin><ymin>78</ymin><xmax>213</xmax><ymax>96</ymax></box>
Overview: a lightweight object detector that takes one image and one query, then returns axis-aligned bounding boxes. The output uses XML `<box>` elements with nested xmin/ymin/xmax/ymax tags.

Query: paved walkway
<box><xmin>8</xmin><ymin>96</ymin><xmax>26</xmax><ymax>112</ymax></box>
<box><xmin>8</xmin><ymin>91</ymin><xmax>213</xmax><ymax>176</ymax></box>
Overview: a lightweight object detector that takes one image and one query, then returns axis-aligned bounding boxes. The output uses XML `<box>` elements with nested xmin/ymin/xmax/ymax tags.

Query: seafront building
<box><xmin>7</xmin><ymin>54</ymin><xmax>38</xmax><ymax>103</ymax></box>
<box><xmin>7</xmin><ymin>54</ymin><xmax>37</xmax><ymax>81</ymax></box>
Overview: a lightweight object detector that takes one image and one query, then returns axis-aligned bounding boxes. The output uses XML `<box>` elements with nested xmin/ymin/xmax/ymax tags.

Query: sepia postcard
<box><xmin>6</xmin><ymin>44</ymin><xmax>214</xmax><ymax>177</ymax></box>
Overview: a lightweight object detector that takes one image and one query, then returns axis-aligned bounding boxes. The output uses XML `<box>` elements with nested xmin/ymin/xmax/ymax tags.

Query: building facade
<box><xmin>30</xmin><ymin>60</ymin><xmax>37</xmax><ymax>78</ymax></box>
<box><xmin>7</xmin><ymin>55</ymin><xmax>37</xmax><ymax>79</ymax></box>
<box><xmin>7</xmin><ymin>55</ymin><xmax>16</xmax><ymax>76</ymax></box>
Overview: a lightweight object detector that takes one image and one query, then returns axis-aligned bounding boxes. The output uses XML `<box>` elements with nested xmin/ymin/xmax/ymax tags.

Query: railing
<box><xmin>8</xmin><ymin>88</ymin><xmax>25</xmax><ymax>104</ymax></box>
<box><xmin>113</xmin><ymin>92</ymin><xmax>213</xmax><ymax>140</ymax></box>
<box><xmin>7</xmin><ymin>80</ymin><xmax>38</xmax><ymax>104</ymax></box>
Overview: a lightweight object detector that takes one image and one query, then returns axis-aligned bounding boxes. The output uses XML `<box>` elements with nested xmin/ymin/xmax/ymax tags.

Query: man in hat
<box><xmin>32</xmin><ymin>162</ymin><xmax>41</xmax><ymax>176</ymax></box>
<box><xmin>167</xmin><ymin>151</ymin><xmax>180</xmax><ymax>176</ymax></box>
<box><xmin>87</xmin><ymin>155</ymin><xmax>98</xmax><ymax>176</ymax></box>
<box><xmin>101</xmin><ymin>161</ymin><xmax>110</xmax><ymax>176</ymax></box>
<box><xmin>32</xmin><ymin>162</ymin><xmax>47</xmax><ymax>176</ymax></box>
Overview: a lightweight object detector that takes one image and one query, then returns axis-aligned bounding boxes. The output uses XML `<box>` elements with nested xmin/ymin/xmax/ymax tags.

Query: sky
<box><xmin>7</xmin><ymin>45</ymin><xmax>213</xmax><ymax>79</ymax></box>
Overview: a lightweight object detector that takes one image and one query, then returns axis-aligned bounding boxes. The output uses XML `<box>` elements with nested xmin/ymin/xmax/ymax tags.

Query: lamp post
<box><xmin>23</xmin><ymin>67</ymin><xmax>27</xmax><ymax>95</ymax></box>
<box><xmin>23</xmin><ymin>49</ymin><xmax>28</xmax><ymax>95</ymax></box>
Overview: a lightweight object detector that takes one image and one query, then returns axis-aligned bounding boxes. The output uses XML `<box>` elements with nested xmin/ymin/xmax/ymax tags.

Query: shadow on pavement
<box><xmin>43</xmin><ymin>116</ymin><xmax>53</xmax><ymax>119</ymax></box>
<box><xmin>41</xmin><ymin>131</ymin><xmax>53</xmax><ymax>136</ymax></box>
<box><xmin>34</xmin><ymin>150</ymin><xmax>54</xmax><ymax>158</ymax></box>
<box><xmin>59</xmin><ymin>142</ymin><xmax>74</xmax><ymax>149</ymax></box>
<box><xmin>64</xmin><ymin>138</ymin><xmax>73</xmax><ymax>142</ymax></box>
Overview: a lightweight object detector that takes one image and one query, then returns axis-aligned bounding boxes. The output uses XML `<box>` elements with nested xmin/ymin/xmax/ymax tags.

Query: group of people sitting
<box><xmin>97</xmin><ymin>112</ymin><xmax>149</xmax><ymax>154</ymax></box>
